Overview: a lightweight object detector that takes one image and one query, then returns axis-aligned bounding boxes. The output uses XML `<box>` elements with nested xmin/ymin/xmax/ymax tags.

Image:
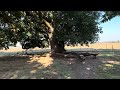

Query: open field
<box><xmin>0</xmin><ymin>42</ymin><xmax>120</xmax><ymax>79</ymax></box>
<box><xmin>65</xmin><ymin>42</ymin><xmax>120</xmax><ymax>49</ymax></box>
<box><xmin>1</xmin><ymin>42</ymin><xmax>120</xmax><ymax>55</ymax></box>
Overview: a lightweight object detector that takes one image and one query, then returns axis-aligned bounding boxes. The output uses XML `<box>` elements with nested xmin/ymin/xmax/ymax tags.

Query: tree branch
<box><xmin>43</xmin><ymin>19</ymin><xmax>54</xmax><ymax>33</ymax></box>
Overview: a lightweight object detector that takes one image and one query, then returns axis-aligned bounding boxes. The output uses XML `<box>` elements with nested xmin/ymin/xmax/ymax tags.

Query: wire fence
<box><xmin>80</xmin><ymin>42</ymin><xmax>120</xmax><ymax>49</ymax></box>
<box><xmin>65</xmin><ymin>42</ymin><xmax>120</xmax><ymax>56</ymax></box>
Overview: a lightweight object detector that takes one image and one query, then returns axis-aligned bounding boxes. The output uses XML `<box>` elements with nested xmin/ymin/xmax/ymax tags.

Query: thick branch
<box><xmin>43</xmin><ymin>19</ymin><xmax>54</xmax><ymax>34</ymax></box>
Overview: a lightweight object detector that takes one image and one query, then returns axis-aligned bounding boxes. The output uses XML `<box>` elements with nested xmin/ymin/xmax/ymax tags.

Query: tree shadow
<box><xmin>96</xmin><ymin>54</ymin><xmax>120</xmax><ymax>79</ymax></box>
<box><xmin>1</xmin><ymin>49</ymin><xmax>110</xmax><ymax>79</ymax></box>
<box><xmin>0</xmin><ymin>52</ymin><xmax>74</xmax><ymax>79</ymax></box>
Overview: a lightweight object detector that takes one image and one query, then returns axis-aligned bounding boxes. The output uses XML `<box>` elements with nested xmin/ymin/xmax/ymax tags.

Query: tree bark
<box><xmin>50</xmin><ymin>37</ymin><xmax>66</xmax><ymax>54</ymax></box>
<box><xmin>43</xmin><ymin>19</ymin><xmax>66</xmax><ymax>54</ymax></box>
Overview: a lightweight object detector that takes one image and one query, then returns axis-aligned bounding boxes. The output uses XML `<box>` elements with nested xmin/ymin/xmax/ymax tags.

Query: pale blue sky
<box><xmin>99</xmin><ymin>16</ymin><xmax>120</xmax><ymax>42</ymax></box>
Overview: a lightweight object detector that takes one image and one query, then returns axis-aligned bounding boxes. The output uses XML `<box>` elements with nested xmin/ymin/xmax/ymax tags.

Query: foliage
<box><xmin>54</xmin><ymin>11</ymin><xmax>102</xmax><ymax>46</ymax></box>
<box><xmin>101</xmin><ymin>11</ymin><xmax>120</xmax><ymax>23</ymax></box>
<box><xmin>0</xmin><ymin>11</ymin><xmax>102</xmax><ymax>50</ymax></box>
<box><xmin>0</xmin><ymin>11</ymin><xmax>49</xmax><ymax>49</ymax></box>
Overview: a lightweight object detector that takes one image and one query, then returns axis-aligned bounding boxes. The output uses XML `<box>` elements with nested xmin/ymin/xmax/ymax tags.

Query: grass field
<box><xmin>0</xmin><ymin>42</ymin><xmax>120</xmax><ymax>79</ymax></box>
<box><xmin>65</xmin><ymin>42</ymin><xmax>120</xmax><ymax>49</ymax></box>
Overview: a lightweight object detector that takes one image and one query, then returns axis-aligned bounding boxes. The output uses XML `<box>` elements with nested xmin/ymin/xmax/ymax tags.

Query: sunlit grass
<box><xmin>28</xmin><ymin>53</ymin><xmax>53</xmax><ymax>68</ymax></box>
<box><xmin>98</xmin><ymin>54</ymin><xmax>114</xmax><ymax>56</ymax></box>
<box><xmin>104</xmin><ymin>64</ymin><xmax>113</xmax><ymax>68</ymax></box>
<box><xmin>103</xmin><ymin>60</ymin><xmax>120</xmax><ymax>65</ymax></box>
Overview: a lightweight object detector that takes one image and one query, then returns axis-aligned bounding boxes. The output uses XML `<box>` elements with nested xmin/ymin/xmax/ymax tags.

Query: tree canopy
<box><xmin>0</xmin><ymin>11</ymin><xmax>102</xmax><ymax>53</ymax></box>
<box><xmin>101</xmin><ymin>11</ymin><xmax>120</xmax><ymax>22</ymax></box>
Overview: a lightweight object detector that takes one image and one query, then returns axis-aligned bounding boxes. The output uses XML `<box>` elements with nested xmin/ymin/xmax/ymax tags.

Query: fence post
<box><xmin>80</xmin><ymin>45</ymin><xmax>81</xmax><ymax>50</ymax></box>
<box><xmin>106</xmin><ymin>44</ymin><xmax>107</xmax><ymax>49</ymax></box>
<box><xmin>112</xmin><ymin>45</ymin><xmax>113</xmax><ymax>51</ymax></box>
<box><xmin>112</xmin><ymin>45</ymin><xmax>114</xmax><ymax>55</ymax></box>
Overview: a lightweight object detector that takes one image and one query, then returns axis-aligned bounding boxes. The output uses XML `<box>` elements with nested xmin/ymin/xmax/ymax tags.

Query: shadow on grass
<box><xmin>97</xmin><ymin>64</ymin><xmax>120</xmax><ymax>79</ymax></box>
<box><xmin>0</xmin><ymin>52</ymin><xmax>73</xmax><ymax>79</ymax></box>
<box><xmin>96</xmin><ymin>53</ymin><xmax>120</xmax><ymax>79</ymax></box>
<box><xmin>98</xmin><ymin>52</ymin><xmax>120</xmax><ymax>61</ymax></box>
<box><xmin>2</xmin><ymin>48</ymin><xmax>120</xmax><ymax>79</ymax></box>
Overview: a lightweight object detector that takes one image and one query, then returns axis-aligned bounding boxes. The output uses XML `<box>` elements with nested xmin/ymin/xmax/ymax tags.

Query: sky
<box><xmin>98</xmin><ymin>16</ymin><xmax>120</xmax><ymax>42</ymax></box>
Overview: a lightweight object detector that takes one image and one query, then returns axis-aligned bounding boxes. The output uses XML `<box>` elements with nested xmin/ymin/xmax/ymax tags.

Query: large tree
<box><xmin>0</xmin><ymin>11</ymin><xmax>102</xmax><ymax>54</ymax></box>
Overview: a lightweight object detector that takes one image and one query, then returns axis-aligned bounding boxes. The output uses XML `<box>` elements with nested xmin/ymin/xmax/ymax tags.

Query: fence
<box><xmin>65</xmin><ymin>42</ymin><xmax>120</xmax><ymax>53</ymax></box>
<box><xmin>84</xmin><ymin>42</ymin><xmax>120</xmax><ymax>49</ymax></box>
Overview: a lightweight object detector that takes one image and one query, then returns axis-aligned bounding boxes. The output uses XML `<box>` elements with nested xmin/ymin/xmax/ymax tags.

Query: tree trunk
<box><xmin>50</xmin><ymin>37</ymin><xmax>66</xmax><ymax>54</ymax></box>
<box><xmin>43</xmin><ymin>19</ymin><xmax>66</xmax><ymax>54</ymax></box>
